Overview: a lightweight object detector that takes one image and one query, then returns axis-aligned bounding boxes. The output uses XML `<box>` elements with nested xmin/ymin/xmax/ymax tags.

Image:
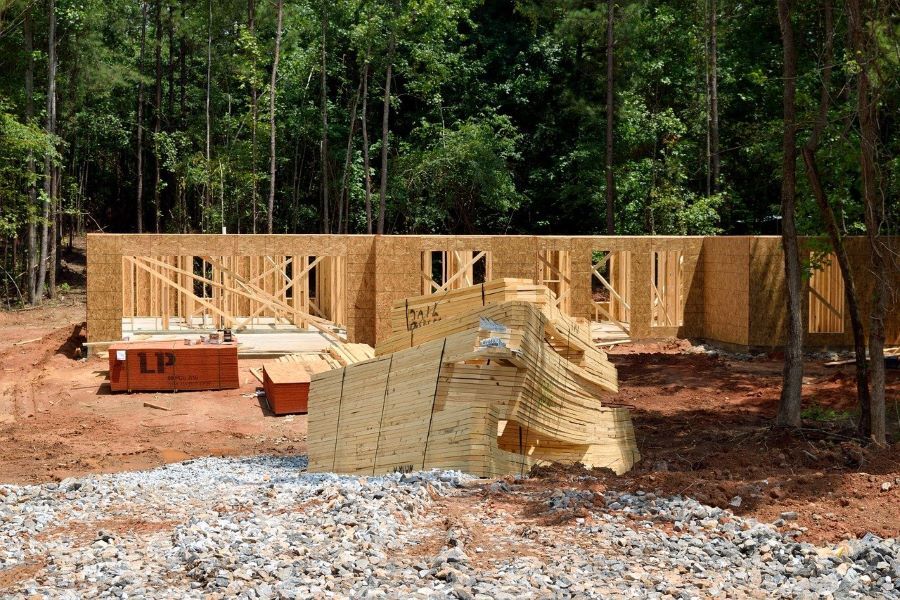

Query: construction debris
<box><xmin>142</xmin><ymin>401</ymin><xmax>171</xmax><ymax>411</ymax></box>
<box><xmin>308</xmin><ymin>280</ymin><xmax>639</xmax><ymax>477</ymax></box>
<box><xmin>327</xmin><ymin>342</ymin><xmax>376</xmax><ymax>366</ymax></box>
<box><xmin>824</xmin><ymin>347</ymin><xmax>900</xmax><ymax>367</ymax></box>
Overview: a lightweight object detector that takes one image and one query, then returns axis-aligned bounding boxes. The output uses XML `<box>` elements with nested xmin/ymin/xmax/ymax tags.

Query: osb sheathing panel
<box><xmin>701</xmin><ymin>237</ymin><xmax>751</xmax><ymax>346</ymax></box>
<box><xmin>747</xmin><ymin>236</ymin><xmax>899</xmax><ymax>349</ymax></box>
<box><xmin>747</xmin><ymin>237</ymin><xmax>788</xmax><ymax>348</ymax></box>
<box><xmin>628</xmin><ymin>243</ymin><xmax>653</xmax><ymax>339</ymax></box>
<box><xmin>86</xmin><ymin>235</ymin><xmax>124</xmax><ymax>342</ymax></box>
<box><xmin>342</xmin><ymin>236</ymin><xmax>376</xmax><ymax>341</ymax></box>
<box><xmin>801</xmin><ymin>237</ymin><xmax>899</xmax><ymax>348</ymax></box>
<box><xmin>849</xmin><ymin>236</ymin><xmax>899</xmax><ymax>347</ymax></box>
<box><xmin>882</xmin><ymin>238</ymin><xmax>900</xmax><ymax>346</ymax></box>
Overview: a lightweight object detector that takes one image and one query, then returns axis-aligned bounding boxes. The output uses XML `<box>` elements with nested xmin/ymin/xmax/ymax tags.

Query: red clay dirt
<box><xmin>601</xmin><ymin>340</ymin><xmax>900</xmax><ymax>545</ymax></box>
<box><xmin>0</xmin><ymin>259</ymin><xmax>897</xmax><ymax>545</ymax></box>
<box><xmin>0</xmin><ymin>302</ymin><xmax>307</xmax><ymax>485</ymax></box>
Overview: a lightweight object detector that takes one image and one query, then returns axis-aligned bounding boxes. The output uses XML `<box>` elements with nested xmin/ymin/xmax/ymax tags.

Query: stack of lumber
<box><xmin>263</xmin><ymin>356</ymin><xmax>332</xmax><ymax>415</ymax></box>
<box><xmin>389</xmin><ymin>278</ymin><xmax>553</xmax><ymax>335</ymax></box>
<box><xmin>308</xmin><ymin>280</ymin><xmax>639</xmax><ymax>477</ymax></box>
<box><xmin>274</xmin><ymin>353</ymin><xmax>335</xmax><ymax>369</ymax></box>
<box><xmin>258</xmin><ymin>342</ymin><xmax>374</xmax><ymax>415</ymax></box>
<box><xmin>263</xmin><ymin>364</ymin><xmax>312</xmax><ymax>415</ymax></box>
<box><xmin>327</xmin><ymin>342</ymin><xmax>376</xmax><ymax>366</ymax></box>
<box><xmin>108</xmin><ymin>340</ymin><xmax>239</xmax><ymax>392</ymax></box>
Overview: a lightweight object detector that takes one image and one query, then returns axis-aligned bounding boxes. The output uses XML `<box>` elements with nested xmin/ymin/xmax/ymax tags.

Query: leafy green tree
<box><xmin>399</xmin><ymin>113</ymin><xmax>522</xmax><ymax>233</ymax></box>
<box><xmin>0</xmin><ymin>0</ymin><xmax>895</xmax><ymax>302</ymax></box>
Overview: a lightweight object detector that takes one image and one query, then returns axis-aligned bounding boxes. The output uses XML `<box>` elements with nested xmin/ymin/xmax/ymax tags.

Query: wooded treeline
<box><xmin>0</xmin><ymin>0</ymin><xmax>897</xmax><ymax>302</ymax></box>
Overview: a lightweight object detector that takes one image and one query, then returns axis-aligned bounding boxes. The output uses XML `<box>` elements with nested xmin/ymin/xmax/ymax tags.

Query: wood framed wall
<box><xmin>536</xmin><ymin>249</ymin><xmax>572</xmax><ymax>314</ymax></box>
<box><xmin>420</xmin><ymin>250</ymin><xmax>493</xmax><ymax>295</ymax></box>
<box><xmin>650</xmin><ymin>250</ymin><xmax>685</xmax><ymax>328</ymax></box>
<box><xmin>591</xmin><ymin>250</ymin><xmax>632</xmax><ymax>335</ymax></box>
<box><xmin>87</xmin><ymin>235</ymin><xmax>373</xmax><ymax>344</ymax></box>
<box><xmin>368</xmin><ymin>235</ymin><xmax>705</xmax><ymax>343</ymax></box>
<box><xmin>120</xmin><ymin>253</ymin><xmax>347</xmax><ymax>333</ymax></box>
<box><xmin>808</xmin><ymin>253</ymin><xmax>844</xmax><ymax>334</ymax></box>
<box><xmin>702</xmin><ymin>236</ymin><xmax>899</xmax><ymax>350</ymax></box>
<box><xmin>87</xmin><ymin>234</ymin><xmax>897</xmax><ymax>349</ymax></box>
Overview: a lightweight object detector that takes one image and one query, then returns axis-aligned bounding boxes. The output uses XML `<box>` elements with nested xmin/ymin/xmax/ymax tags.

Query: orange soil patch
<box><xmin>0</xmin><ymin>299</ymin><xmax>307</xmax><ymax>485</ymax></box>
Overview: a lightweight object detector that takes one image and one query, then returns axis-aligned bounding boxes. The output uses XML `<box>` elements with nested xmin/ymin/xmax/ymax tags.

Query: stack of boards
<box><xmin>260</xmin><ymin>342</ymin><xmax>375</xmax><ymax>415</ymax></box>
<box><xmin>307</xmin><ymin>279</ymin><xmax>640</xmax><ymax>477</ymax></box>
<box><xmin>389</xmin><ymin>278</ymin><xmax>555</xmax><ymax>339</ymax></box>
<box><xmin>327</xmin><ymin>342</ymin><xmax>377</xmax><ymax>367</ymax></box>
<box><xmin>108</xmin><ymin>340</ymin><xmax>239</xmax><ymax>392</ymax></box>
<box><xmin>263</xmin><ymin>359</ymin><xmax>326</xmax><ymax>415</ymax></box>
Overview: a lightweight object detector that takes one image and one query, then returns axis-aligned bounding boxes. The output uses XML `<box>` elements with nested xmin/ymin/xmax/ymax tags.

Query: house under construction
<box><xmin>86</xmin><ymin>234</ymin><xmax>898</xmax><ymax>477</ymax></box>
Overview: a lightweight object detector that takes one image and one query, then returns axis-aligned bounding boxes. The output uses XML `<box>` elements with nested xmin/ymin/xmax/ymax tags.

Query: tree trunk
<box><xmin>178</xmin><ymin>3</ymin><xmax>188</xmax><ymax>231</ymax></box>
<box><xmin>604</xmin><ymin>0</ymin><xmax>615</xmax><ymax>235</ymax></box>
<box><xmin>708</xmin><ymin>0</ymin><xmax>719</xmax><ymax>193</ymax></box>
<box><xmin>205</xmin><ymin>0</ymin><xmax>212</xmax><ymax>232</ymax></box>
<box><xmin>167</xmin><ymin>2</ymin><xmax>175</xmax><ymax>122</ymax></box>
<box><xmin>165</xmin><ymin>3</ymin><xmax>177</xmax><ymax>231</ymax></box>
<box><xmin>24</xmin><ymin>5</ymin><xmax>37</xmax><ymax>302</ymax></box>
<box><xmin>49</xmin><ymin>166</ymin><xmax>58</xmax><ymax>300</ymax></box>
<box><xmin>361</xmin><ymin>60</ymin><xmax>372</xmax><ymax>234</ymax></box>
<box><xmin>290</xmin><ymin>137</ymin><xmax>301</xmax><ymax>232</ymax></box>
<box><xmin>705</xmin><ymin>4</ymin><xmax>711</xmax><ymax>199</ymax></box>
<box><xmin>804</xmin><ymin>149</ymin><xmax>872</xmax><ymax>428</ymax></box>
<box><xmin>377</xmin><ymin>33</ymin><xmax>395</xmax><ymax>235</ymax></box>
<box><xmin>179</xmin><ymin>2</ymin><xmax>186</xmax><ymax>129</ymax></box>
<box><xmin>267</xmin><ymin>0</ymin><xmax>284</xmax><ymax>234</ymax></box>
<box><xmin>153</xmin><ymin>0</ymin><xmax>163</xmax><ymax>233</ymax></box>
<box><xmin>776</xmin><ymin>0</ymin><xmax>803</xmax><ymax>428</ymax></box>
<box><xmin>249</xmin><ymin>0</ymin><xmax>258</xmax><ymax>233</ymax></box>
<box><xmin>36</xmin><ymin>0</ymin><xmax>58</xmax><ymax>305</ymax></box>
<box><xmin>338</xmin><ymin>78</ymin><xmax>362</xmax><ymax>234</ymax></box>
<box><xmin>136</xmin><ymin>2</ymin><xmax>148</xmax><ymax>234</ymax></box>
<box><xmin>800</xmin><ymin>0</ymin><xmax>872</xmax><ymax>434</ymax></box>
<box><xmin>848</xmin><ymin>0</ymin><xmax>887</xmax><ymax>444</ymax></box>
<box><xmin>321</xmin><ymin>2</ymin><xmax>330</xmax><ymax>233</ymax></box>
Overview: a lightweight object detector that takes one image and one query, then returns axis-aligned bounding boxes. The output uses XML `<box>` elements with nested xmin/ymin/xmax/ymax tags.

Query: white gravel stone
<box><xmin>0</xmin><ymin>456</ymin><xmax>896</xmax><ymax>599</ymax></box>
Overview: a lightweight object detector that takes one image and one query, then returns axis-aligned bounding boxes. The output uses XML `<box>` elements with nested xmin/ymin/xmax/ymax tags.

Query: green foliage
<box><xmin>0</xmin><ymin>98</ymin><xmax>58</xmax><ymax>237</ymax></box>
<box><xmin>399</xmin><ymin>113</ymin><xmax>522</xmax><ymax>232</ymax></box>
<box><xmin>801</xmin><ymin>404</ymin><xmax>852</xmax><ymax>423</ymax></box>
<box><xmin>0</xmin><ymin>0</ymin><xmax>894</xmax><ymax>249</ymax></box>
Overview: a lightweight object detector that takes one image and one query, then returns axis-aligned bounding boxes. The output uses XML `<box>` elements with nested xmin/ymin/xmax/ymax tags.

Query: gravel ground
<box><xmin>1</xmin><ymin>456</ymin><xmax>897</xmax><ymax>599</ymax></box>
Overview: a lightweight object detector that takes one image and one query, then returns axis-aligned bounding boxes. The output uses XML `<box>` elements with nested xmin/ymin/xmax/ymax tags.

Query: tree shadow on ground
<box><xmin>594</xmin><ymin>349</ymin><xmax>900</xmax><ymax>542</ymax></box>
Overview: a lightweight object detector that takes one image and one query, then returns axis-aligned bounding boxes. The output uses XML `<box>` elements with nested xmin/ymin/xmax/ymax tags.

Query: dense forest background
<box><xmin>0</xmin><ymin>0</ymin><xmax>897</xmax><ymax>300</ymax></box>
